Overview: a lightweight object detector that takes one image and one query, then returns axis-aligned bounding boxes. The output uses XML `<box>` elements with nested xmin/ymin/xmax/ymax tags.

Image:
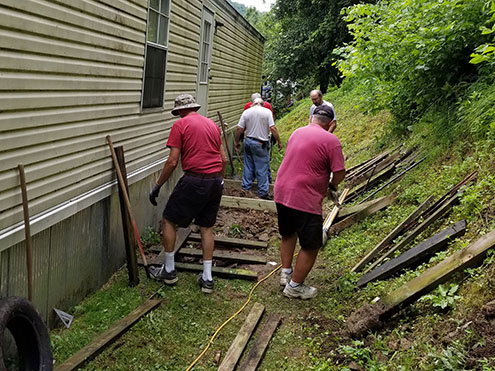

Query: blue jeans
<box><xmin>242</xmin><ymin>137</ymin><xmax>270</xmax><ymax>197</ymax></box>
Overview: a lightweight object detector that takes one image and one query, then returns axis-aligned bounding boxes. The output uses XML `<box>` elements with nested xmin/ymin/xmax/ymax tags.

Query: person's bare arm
<box><xmin>234</xmin><ymin>126</ymin><xmax>244</xmax><ymax>150</ymax></box>
<box><xmin>330</xmin><ymin>169</ymin><xmax>346</xmax><ymax>189</ymax></box>
<box><xmin>269</xmin><ymin>126</ymin><xmax>282</xmax><ymax>150</ymax></box>
<box><xmin>156</xmin><ymin>147</ymin><xmax>181</xmax><ymax>186</ymax></box>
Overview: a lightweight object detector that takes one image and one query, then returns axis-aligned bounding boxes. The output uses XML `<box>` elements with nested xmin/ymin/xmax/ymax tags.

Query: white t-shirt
<box><xmin>309</xmin><ymin>100</ymin><xmax>336</xmax><ymax>121</ymax></box>
<box><xmin>237</xmin><ymin>105</ymin><xmax>275</xmax><ymax>142</ymax></box>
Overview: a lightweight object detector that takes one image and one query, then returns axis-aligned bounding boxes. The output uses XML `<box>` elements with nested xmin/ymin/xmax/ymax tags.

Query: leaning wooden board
<box><xmin>55</xmin><ymin>299</ymin><xmax>161</xmax><ymax>371</ymax></box>
<box><xmin>348</xmin><ymin>229</ymin><xmax>495</xmax><ymax>336</ymax></box>
<box><xmin>357</xmin><ymin>220</ymin><xmax>467</xmax><ymax>287</ymax></box>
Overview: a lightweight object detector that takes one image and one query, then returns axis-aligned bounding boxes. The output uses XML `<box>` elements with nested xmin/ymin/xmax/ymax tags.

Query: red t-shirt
<box><xmin>274</xmin><ymin>123</ymin><xmax>345</xmax><ymax>215</ymax></box>
<box><xmin>166</xmin><ymin>112</ymin><xmax>223</xmax><ymax>174</ymax></box>
<box><xmin>244</xmin><ymin>101</ymin><xmax>274</xmax><ymax>116</ymax></box>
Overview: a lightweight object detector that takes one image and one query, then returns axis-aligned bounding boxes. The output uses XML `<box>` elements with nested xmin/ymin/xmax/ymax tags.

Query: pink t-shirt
<box><xmin>274</xmin><ymin>123</ymin><xmax>345</xmax><ymax>215</ymax></box>
<box><xmin>166</xmin><ymin>112</ymin><xmax>223</xmax><ymax>174</ymax></box>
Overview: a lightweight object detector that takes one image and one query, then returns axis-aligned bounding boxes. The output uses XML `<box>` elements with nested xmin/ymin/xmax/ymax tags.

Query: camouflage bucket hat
<box><xmin>171</xmin><ymin>94</ymin><xmax>201</xmax><ymax>116</ymax></box>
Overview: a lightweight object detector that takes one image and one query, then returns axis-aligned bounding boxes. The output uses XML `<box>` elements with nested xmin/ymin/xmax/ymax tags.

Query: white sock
<box><xmin>289</xmin><ymin>280</ymin><xmax>301</xmax><ymax>288</ymax></box>
<box><xmin>202</xmin><ymin>260</ymin><xmax>213</xmax><ymax>281</ymax></box>
<box><xmin>164</xmin><ymin>252</ymin><xmax>175</xmax><ymax>273</ymax></box>
<box><xmin>282</xmin><ymin>267</ymin><xmax>293</xmax><ymax>275</ymax></box>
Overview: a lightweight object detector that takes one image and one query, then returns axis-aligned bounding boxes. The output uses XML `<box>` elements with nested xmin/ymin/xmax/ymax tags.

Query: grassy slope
<box><xmin>51</xmin><ymin>90</ymin><xmax>495</xmax><ymax>370</ymax></box>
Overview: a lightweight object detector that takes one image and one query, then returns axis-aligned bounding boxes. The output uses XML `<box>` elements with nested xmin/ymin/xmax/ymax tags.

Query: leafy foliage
<box><xmin>419</xmin><ymin>283</ymin><xmax>461</xmax><ymax>310</ymax></box>
<box><xmin>471</xmin><ymin>1</ymin><xmax>495</xmax><ymax>65</ymax></box>
<box><xmin>337</xmin><ymin>0</ymin><xmax>491</xmax><ymax>130</ymax></box>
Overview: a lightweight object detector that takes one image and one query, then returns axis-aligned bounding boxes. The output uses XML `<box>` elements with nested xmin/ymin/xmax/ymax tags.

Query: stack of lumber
<box><xmin>351</xmin><ymin>171</ymin><xmax>477</xmax><ymax>275</ymax></box>
<box><xmin>142</xmin><ymin>228</ymin><xmax>270</xmax><ymax>281</ymax></box>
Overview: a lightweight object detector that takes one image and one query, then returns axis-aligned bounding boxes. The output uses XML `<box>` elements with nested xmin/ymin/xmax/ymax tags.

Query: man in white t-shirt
<box><xmin>235</xmin><ymin>98</ymin><xmax>282</xmax><ymax>199</ymax></box>
<box><xmin>309</xmin><ymin>90</ymin><xmax>337</xmax><ymax>132</ymax></box>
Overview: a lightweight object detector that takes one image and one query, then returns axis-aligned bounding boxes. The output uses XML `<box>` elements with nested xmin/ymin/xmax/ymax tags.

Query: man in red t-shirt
<box><xmin>274</xmin><ymin>105</ymin><xmax>346</xmax><ymax>299</ymax></box>
<box><xmin>244</xmin><ymin>93</ymin><xmax>274</xmax><ymax>115</ymax></box>
<box><xmin>148</xmin><ymin>94</ymin><xmax>227</xmax><ymax>293</ymax></box>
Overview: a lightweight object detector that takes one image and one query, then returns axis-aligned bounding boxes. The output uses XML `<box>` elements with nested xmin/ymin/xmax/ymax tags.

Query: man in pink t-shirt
<box><xmin>244</xmin><ymin>93</ymin><xmax>274</xmax><ymax>115</ymax></box>
<box><xmin>274</xmin><ymin>105</ymin><xmax>345</xmax><ymax>299</ymax></box>
<box><xmin>148</xmin><ymin>94</ymin><xmax>227</xmax><ymax>293</ymax></box>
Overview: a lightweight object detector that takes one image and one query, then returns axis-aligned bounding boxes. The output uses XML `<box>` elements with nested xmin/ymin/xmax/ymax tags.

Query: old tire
<box><xmin>0</xmin><ymin>297</ymin><xmax>53</xmax><ymax>371</ymax></box>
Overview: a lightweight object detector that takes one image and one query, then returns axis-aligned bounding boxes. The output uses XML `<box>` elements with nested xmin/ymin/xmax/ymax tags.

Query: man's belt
<box><xmin>247</xmin><ymin>136</ymin><xmax>269</xmax><ymax>144</ymax></box>
<box><xmin>184</xmin><ymin>171</ymin><xmax>222</xmax><ymax>179</ymax></box>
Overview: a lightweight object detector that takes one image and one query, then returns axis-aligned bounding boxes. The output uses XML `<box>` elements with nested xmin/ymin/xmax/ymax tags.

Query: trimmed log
<box><xmin>357</xmin><ymin>220</ymin><xmax>467</xmax><ymax>287</ymax></box>
<box><xmin>351</xmin><ymin>195</ymin><xmax>436</xmax><ymax>273</ymax></box>
<box><xmin>218</xmin><ymin>303</ymin><xmax>265</xmax><ymax>371</ymax></box>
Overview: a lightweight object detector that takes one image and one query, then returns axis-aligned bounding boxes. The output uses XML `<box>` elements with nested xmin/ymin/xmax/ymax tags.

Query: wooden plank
<box><xmin>177</xmin><ymin>248</ymin><xmax>267</xmax><ymax>265</ymax></box>
<box><xmin>55</xmin><ymin>299</ymin><xmax>161</xmax><ymax>371</ymax></box>
<box><xmin>223</xmin><ymin>179</ymin><xmax>274</xmax><ymax>193</ymax></box>
<box><xmin>218</xmin><ymin>303</ymin><xmax>265</xmax><ymax>371</ymax></box>
<box><xmin>220</xmin><ymin>195</ymin><xmax>276</xmax><ymax>212</ymax></box>
<box><xmin>115</xmin><ymin>146</ymin><xmax>139</xmax><ymax>287</ymax></box>
<box><xmin>238</xmin><ymin>314</ymin><xmax>282</xmax><ymax>371</ymax></box>
<box><xmin>351</xmin><ymin>194</ymin><xmax>436</xmax><ymax>273</ymax></box>
<box><xmin>364</xmin><ymin>193</ymin><xmax>459</xmax><ymax>274</ymax></box>
<box><xmin>328</xmin><ymin>194</ymin><xmax>395</xmax><ymax>236</ymax></box>
<box><xmin>322</xmin><ymin>188</ymin><xmax>350</xmax><ymax>247</ymax></box>
<box><xmin>188</xmin><ymin>233</ymin><xmax>268</xmax><ymax>249</ymax></box>
<box><xmin>345</xmin><ymin>152</ymin><xmax>401</xmax><ymax>189</ymax></box>
<box><xmin>357</xmin><ymin>220</ymin><xmax>467</xmax><ymax>287</ymax></box>
<box><xmin>345</xmin><ymin>151</ymin><xmax>390</xmax><ymax>178</ymax></box>
<box><xmin>148</xmin><ymin>227</ymin><xmax>191</xmax><ymax>265</ymax></box>
<box><xmin>344</xmin><ymin>166</ymin><xmax>396</xmax><ymax>204</ymax></box>
<box><xmin>173</xmin><ymin>262</ymin><xmax>258</xmax><ymax>281</ymax></box>
<box><xmin>384</xmin><ymin>228</ymin><xmax>495</xmax><ymax>308</ymax></box>
<box><xmin>348</xmin><ymin>229</ymin><xmax>495</xmax><ymax>337</ymax></box>
<box><xmin>337</xmin><ymin>197</ymin><xmax>390</xmax><ymax>220</ymax></box>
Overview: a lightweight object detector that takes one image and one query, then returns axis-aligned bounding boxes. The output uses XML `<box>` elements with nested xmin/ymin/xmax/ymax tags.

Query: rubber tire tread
<box><xmin>0</xmin><ymin>296</ymin><xmax>53</xmax><ymax>371</ymax></box>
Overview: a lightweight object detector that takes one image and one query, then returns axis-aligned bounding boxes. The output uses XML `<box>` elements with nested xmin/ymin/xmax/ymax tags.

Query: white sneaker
<box><xmin>283</xmin><ymin>283</ymin><xmax>317</xmax><ymax>299</ymax></box>
<box><xmin>280</xmin><ymin>270</ymin><xmax>292</xmax><ymax>289</ymax></box>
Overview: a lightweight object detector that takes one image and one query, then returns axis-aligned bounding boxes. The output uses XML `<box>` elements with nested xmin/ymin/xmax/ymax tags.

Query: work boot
<box><xmin>259</xmin><ymin>193</ymin><xmax>273</xmax><ymax>200</ymax></box>
<box><xmin>198</xmin><ymin>275</ymin><xmax>214</xmax><ymax>294</ymax></box>
<box><xmin>150</xmin><ymin>265</ymin><xmax>178</xmax><ymax>285</ymax></box>
<box><xmin>280</xmin><ymin>270</ymin><xmax>292</xmax><ymax>289</ymax></box>
<box><xmin>283</xmin><ymin>283</ymin><xmax>317</xmax><ymax>299</ymax></box>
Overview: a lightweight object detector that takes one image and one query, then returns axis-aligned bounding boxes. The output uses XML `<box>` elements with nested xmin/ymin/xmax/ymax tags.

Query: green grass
<box><xmin>51</xmin><ymin>88</ymin><xmax>495</xmax><ymax>370</ymax></box>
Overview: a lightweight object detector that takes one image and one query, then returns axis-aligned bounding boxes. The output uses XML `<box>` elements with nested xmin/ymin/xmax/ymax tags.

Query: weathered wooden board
<box><xmin>238</xmin><ymin>314</ymin><xmax>282</xmax><ymax>371</ymax></box>
<box><xmin>55</xmin><ymin>299</ymin><xmax>161</xmax><ymax>371</ymax></box>
<box><xmin>177</xmin><ymin>248</ymin><xmax>267</xmax><ymax>264</ymax></box>
<box><xmin>357</xmin><ymin>220</ymin><xmax>467</xmax><ymax>287</ymax></box>
<box><xmin>148</xmin><ymin>227</ymin><xmax>191</xmax><ymax>265</ymax></box>
<box><xmin>344</xmin><ymin>167</ymin><xmax>396</xmax><ymax>204</ymax></box>
<box><xmin>187</xmin><ymin>233</ymin><xmax>268</xmax><ymax>249</ymax></box>
<box><xmin>218</xmin><ymin>303</ymin><xmax>265</xmax><ymax>371</ymax></box>
<box><xmin>223</xmin><ymin>179</ymin><xmax>274</xmax><ymax>193</ymax></box>
<box><xmin>348</xmin><ymin>229</ymin><xmax>495</xmax><ymax>337</ymax></box>
<box><xmin>328</xmin><ymin>194</ymin><xmax>395</xmax><ymax>236</ymax></box>
<box><xmin>364</xmin><ymin>193</ymin><xmax>459</xmax><ymax>274</ymax></box>
<box><xmin>383</xmin><ymin>228</ymin><xmax>495</xmax><ymax>308</ymax></box>
<box><xmin>220</xmin><ymin>195</ymin><xmax>276</xmax><ymax>212</ymax></box>
<box><xmin>351</xmin><ymin>195</ymin><xmax>436</xmax><ymax>273</ymax></box>
<box><xmin>345</xmin><ymin>152</ymin><xmax>401</xmax><ymax>189</ymax></box>
<box><xmin>174</xmin><ymin>262</ymin><xmax>258</xmax><ymax>281</ymax></box>
<box><xmin>336</xmin><ymin>196</ymin><xmax>389</xmax><ymax>220</ymax></box>
<box><xmin>345</xmin><ymin>151</ymin><xmax>391</xmax><ymax>178</ymax></box>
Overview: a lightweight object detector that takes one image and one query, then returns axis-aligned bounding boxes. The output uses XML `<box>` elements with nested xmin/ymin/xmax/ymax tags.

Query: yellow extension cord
<box><xmin>185</xmin><ymin>262</ymin><xmax>284</xmax><ymax>370</ymax></box>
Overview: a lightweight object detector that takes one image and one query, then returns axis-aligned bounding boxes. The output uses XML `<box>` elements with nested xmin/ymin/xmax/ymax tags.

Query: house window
<box><xmin>142</xmin><ymin>0</ymin><xmax>171</xmax><ymax>109</ymax></box>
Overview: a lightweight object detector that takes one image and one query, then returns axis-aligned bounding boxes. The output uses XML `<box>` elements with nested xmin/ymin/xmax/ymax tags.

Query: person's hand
<box><xmin>235</xmin><ymin>141</ymin><xmax>240</xmax><ymax>151</ymax></box>
<box><xmin>149</xmin><ymin>184</ymin><xmax>161</xmax><ymax>206</ymax></box>
<box><xmin>327</xmin><ymin>183</ymin><xmax>341</xmax><ymax>208</ymax></box>
<box><xmin>277</xmin><ymin>141</ymin><xmax>283</xmax><ymax>150</ymax></box>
